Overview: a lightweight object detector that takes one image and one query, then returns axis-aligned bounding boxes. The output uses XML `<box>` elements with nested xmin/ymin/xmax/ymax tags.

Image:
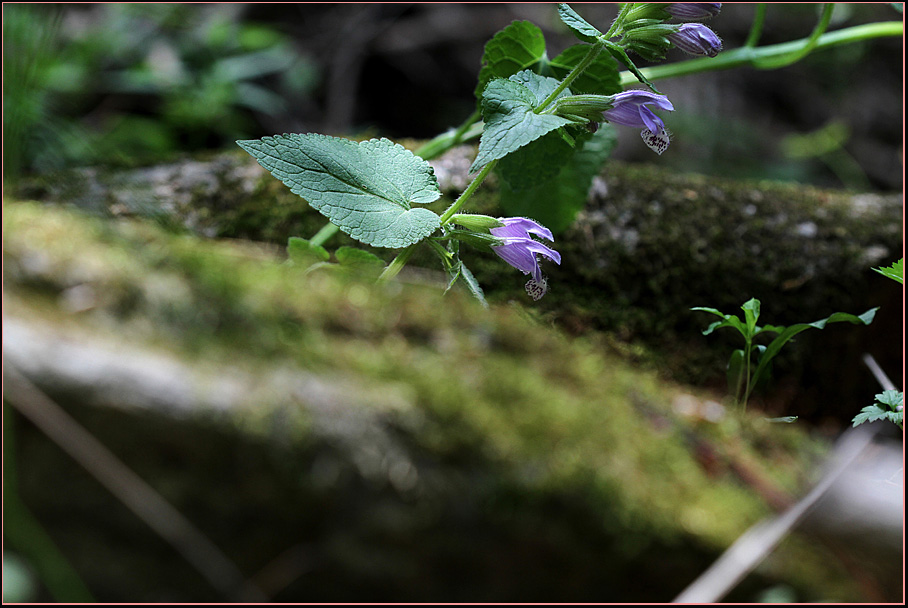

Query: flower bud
<box><xmin>668</xmin><ymin>23</ymin><xmax>723</xmax><ymax>57</ymax></box>
<box><xmin>623</xmin><ymin>3</ymin><xmax>672</xmax><ymax>23</ymax></box>
<box><xmin>548</xmin><ymin>94</ymin><xmax>614</xmax><ymax>123</ymax></box>
<box><xmin>618</xmin><ymin>22</ymin><xmax>677</xmax><ymax>61</ymax></box>
<box><xmin>450</xmin><ymin>214</ymin><xmax>504</xmax><ymax>232</ymax></box>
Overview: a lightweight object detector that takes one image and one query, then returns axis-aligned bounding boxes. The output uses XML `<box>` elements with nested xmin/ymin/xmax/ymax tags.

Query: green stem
<box><xmin>744</xmin><ymin>4</ymin><xmax>767</xmax><ymax>48</ymax></box>
<box><xmin>438</xmin><ymin>159</ymin><xmax>499</xmax><ymax>225</ymax></box>
<box><xmin>603</xmin><ymin>2</ymin><xmax>633</xmax><ymax>39</ymax></box>
<box><xmin>426</xmin><ymin>238</ymin><xmax>454</xmax><ymax>268</ymax></box>
<box><xmin>741</xmin><ymin>340</ymin><xmax>753</xmax><ymax>411</ymax></box>
<box><xmin>535</xmin><ymin>42</ymin><xmax>604</xmax><ymax>112</ymax></box>
<box><xmin>414</xmin><ymin>109</ymin><xmax>482</xmax><ymax>161</ymax></box>
<box><xmin>393</xmin><ymin>19</ymin><xmax>901</xmax><ymax>166</ymax></box>
<box><xmin>752</xmin><ymin>3</ymin><xmax>835</xmax><ymax>69</ymax></box>
<box><xmin>308</xmin><ymin>222</ymin><xmax>338</xmax><ymax>247</ymax></box>
<box><xmin>619</xmin><ymin>21</ymin><xmax>903</xmax><ymax>86</ymax></box>
<box><xmin>379</xmin><ymin>243</ymin><xmax>418</xmax><ymax>281</ymax></box>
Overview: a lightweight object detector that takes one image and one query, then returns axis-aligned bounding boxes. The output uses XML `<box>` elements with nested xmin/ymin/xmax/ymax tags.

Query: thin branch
<box><xmin>3</xmin><ymin>361</ymin><xmax>268</xmax><ymax>602</ymax></box>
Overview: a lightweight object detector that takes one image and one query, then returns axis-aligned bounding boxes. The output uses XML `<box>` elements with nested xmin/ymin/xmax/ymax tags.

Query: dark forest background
<box><xmin>4</xmin><ymin>3</ymin><xmax>903</xmax><ymax>192</ymax></box>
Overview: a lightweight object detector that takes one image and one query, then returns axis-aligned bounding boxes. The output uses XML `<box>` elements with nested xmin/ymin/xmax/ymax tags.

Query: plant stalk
<box><xmin>438</xmin><ymin>159</ymin><xmax>499</xmax><ymax>225</ymax></box>
<box><xmin>535</xmin><ymin>42</ymin><xmax>604</xmax><ymax>112</ymax></box>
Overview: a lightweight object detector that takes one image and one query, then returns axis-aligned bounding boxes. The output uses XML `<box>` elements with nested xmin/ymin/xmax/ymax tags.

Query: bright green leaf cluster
<box><xmin>472</xmin><ymin>10</ymin><xmax>622</xmax><ymax>232</ymax></box>
<box><xmin>853</xmin><ymin>390</ymin><xmax>904</xmax><ymax>429</ymax></box>
<box><xmin>872</xmin><ymin>258</ymin><xmax>903</xmax><ymax>284</ymax></box>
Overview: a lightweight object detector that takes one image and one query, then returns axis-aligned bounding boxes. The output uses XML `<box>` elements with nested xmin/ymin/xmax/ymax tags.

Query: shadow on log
<box><xmin>3</xmin><ymin>194</ymin><xmax>899</xmax><ymax>602</ymax></box>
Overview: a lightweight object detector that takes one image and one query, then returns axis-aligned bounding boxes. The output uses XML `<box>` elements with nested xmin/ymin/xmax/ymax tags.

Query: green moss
<box><xmin>4</xmin><ymin>199</ymin><xmax>868</xmax><ymax>601</ymax></box>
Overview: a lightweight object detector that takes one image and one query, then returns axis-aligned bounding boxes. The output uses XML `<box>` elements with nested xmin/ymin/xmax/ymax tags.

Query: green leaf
<box><xmin>458</xmin><ymin>262</ymin><xmax>487</xmax><ymax>307</ymax></box>
<box><xmin>287</xmin><ymin>236</ymin><xmax>329</xmax><ymax>265</ymax></box>
<box><xmin>874</xmin><ymin>389</ymin><xmax>903</xmax><ymax>409</ymax></box>
<box><xmin>238</xmin><ymin>134</ymin><xmax>441</xmax><ymax>249</ymax></box>
<box><xmin>741</xmin><ymin>298</ymin><xmax>760</xmax><ymax>336</ymax></box>
<box><xmin>496</xmin><ymin>129</ymin><xmax>576</xmax><ymax>193</ymax></box>
<box><xmin>765</xmin><ymin>416</ymin><xmax>799</xmax><ymax>423</ymax></box>
<box><xmin>558</xmin><ymin>4</ymin><xmax>602</xmax><ymax>43</ymax></box>
<box><xmin>470</xmin><ymin>71</ymin><xmax>574</xmax><ymax>173</ymax></box>
<box><xmin>602</xmin><ymin>40</ymin><xmax>662</xmax><ymax>94</ymax></box>
<box><xmin>441</xmin><ymin>244</ymin><xmax>488</xmax><ymax>308</ymax></box>
<box><xmin>750</xmin><ymin>307</ymin><xmax>879</xmax><ymax>398</ymax></box>
<box><xmin>452</xmin><ymin>260</ymin><xmax>489</xmax><ymax>308</ymax></box>
<box><xmin>752</xmin><ymin>344</ymin><xmax>773</xmax><ymax>392</ymax></box>
<box><xmin>475</xmin><ymin>21</ymin><xmax>549</xmax><ymax>101</ymax></box>
<box><xmin>872</xmin><ymin>258</ymin><xmax>903</xmax><ymax>284</ymax></box>
<box><xmin>509</xmin><ymin>69</ymin><xmax>563</xmax><ymax>105</ymax></box>
<box><xmin>335</xmin><ymin>246</ymin><xmax>385</xmax><ymax>274</ymax></box>
<box><xmin>550</xmin><ymin>44</ymin><xmax>622</xmax><ymax>96</ymax></box>
<box><xmin>754</xmin><ymin>323</ymin><xmax>786</xmax><ymax>337</ymax></box>
<box><xmin>691</xmin><ymin>307</ymin><xmax>749</xmax><ymax>339</ymax></box>
<box><xmin>499</xmin><ymin>124</ymin><xmax>616</xmax><ymax>234</ymax></box>
<box><xmin>852</xmin><ymin>404</ymin><xmax>903</xmax><ymax>428</ymax></box>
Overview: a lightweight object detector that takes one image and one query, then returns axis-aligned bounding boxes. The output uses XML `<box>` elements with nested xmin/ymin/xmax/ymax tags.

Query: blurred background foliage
<box><xmin>3</xmin><ymin>3</ymin><xmax>903</xmax><ymax>191</ymax></box>
<box><xmin>3</xmin><ymin>4</ymin><xmax>319</xmax><ymax>176</ymax></box>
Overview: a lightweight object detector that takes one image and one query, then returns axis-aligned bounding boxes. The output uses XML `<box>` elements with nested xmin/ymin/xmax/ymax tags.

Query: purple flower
<box><xmin>668</xmin><ymin>23</ymin><xmax>723</xmax><ymax>57</ymax></box>
<box><xmin>602</xmin><ymin>90</ymin><xmax>674</xmax><ymax>137</ymax></box>
<box><xmin>491</xmin><ymin>217</ymin><xmax>561</xmax><ymax>296</ymax></box>
<box><xmin>665</xmin><ymin>3</ymin><xmax>722</xmax><ymax>21</ymax></box>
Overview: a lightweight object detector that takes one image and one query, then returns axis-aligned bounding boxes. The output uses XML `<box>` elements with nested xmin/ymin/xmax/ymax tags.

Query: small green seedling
<box><xmin>692</xmin><ymin>298</ymin><xmax>877</xmax><ymax>410</ymax></box>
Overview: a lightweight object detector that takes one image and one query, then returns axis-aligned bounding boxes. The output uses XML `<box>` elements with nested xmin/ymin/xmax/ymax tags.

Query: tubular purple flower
<box><xmin>491</xmin><ymin>217</ymin><xmax>561</xmax><ymax>286</ymax></box>
<box><xmin>668</xmin><ymin>23</ymin><xmax>723</xmax><ymax>57</ymax></box>
<box><xmin>665</xmin><ymin>3</ymin><xmax>721</xmax><ymax>21</ymax></box>
<box><xmin>601</xmin><ymin>90</ymin><xmax>674</xmax><ymax>137</ymax></box>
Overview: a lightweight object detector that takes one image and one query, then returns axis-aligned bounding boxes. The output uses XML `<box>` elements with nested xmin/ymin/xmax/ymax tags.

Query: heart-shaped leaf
<box><xmin>475</xmin><ymin>20</ymin><xmax>548</xmax><ymax>101</ymax></box>
<box><xmin>238</xmin><ymin>134</ymin><xmax>441</xmax><ymax>249</ymax></box>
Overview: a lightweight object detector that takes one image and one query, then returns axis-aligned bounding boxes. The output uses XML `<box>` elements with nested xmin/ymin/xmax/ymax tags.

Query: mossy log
<box><xmin>17</xmin><ymin>146</ymin><xmax>903</xmax><ymax>421</ymax></box>
<box><xmin>2</xmin><ymin>197</ymin><xmax>894</xmax><ymax>602</ymax></box>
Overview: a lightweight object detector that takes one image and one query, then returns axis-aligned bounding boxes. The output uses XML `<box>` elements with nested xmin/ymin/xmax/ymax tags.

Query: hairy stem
<box><xmin>308</xmin><ymin>222</ymin><xmax>339</xmax><ymax>247</ymax></box>
<box><xmin>603</xmin><ymin>2</ymin><xmax>633</xmax><ymax>39</ymax></box>
<box><xmin>379</xmin><ymin>244</ymin><xmax>418</xmax><ymax>281</ymax></box>
<box><xmin>414</xmin><ymin>109</ymin><xmax>482</xmax><ymax>160</ymax></box>
<box><xmin>535</xmin><ymin>42</ymin><xmax>604</xmax><ymax>112</ymax></box>
<box><xmin>438</xmin><ymin>159</ymin><xmax>499</xmax><ymax>225</ymax></box>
